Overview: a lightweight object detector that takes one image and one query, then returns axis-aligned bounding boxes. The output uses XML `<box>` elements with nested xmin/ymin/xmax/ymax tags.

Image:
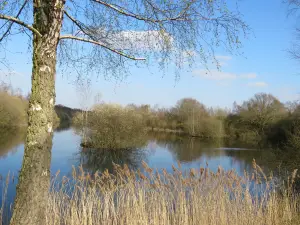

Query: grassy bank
<box><xmin>2</xmin><ymin>162</ymin><xmax>299</xmax><ymax>225</ymax></box>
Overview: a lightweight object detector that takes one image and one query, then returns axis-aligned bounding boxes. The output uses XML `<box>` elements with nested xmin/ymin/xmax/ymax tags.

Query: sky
<box><xmin>0</xmin><ymin>0</ymin><xmax>300</xmax><ymax>110</ymax></box>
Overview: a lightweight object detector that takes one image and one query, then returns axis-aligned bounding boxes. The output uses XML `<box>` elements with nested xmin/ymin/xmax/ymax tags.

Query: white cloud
<box><xmin>247</xmin><ymin>82</ymin><xmax>268</xmax><ymax>87</ymax></box>
<box><xmin>93</xmin><ymin>29</ymin><xmax>173</xmax><ymax>51</ymax></box>
<box><xmin>193</xmin><ymin>69</ymin><xmax>258</xmax><ymax>81</ymax></box>
<box><xmin>215</xmin><ymin>55</ymin><xmax>232</xmax><ymax>66</ymax></box>
<box><xmin>215</xmin><ymin>55</ymin><xmax>232</xmax><ymax>61</ymax></box>
<box><xmin>241</xmin><ymin>73</ymin><xmax>257</xmax><ymax>79</ymax></box>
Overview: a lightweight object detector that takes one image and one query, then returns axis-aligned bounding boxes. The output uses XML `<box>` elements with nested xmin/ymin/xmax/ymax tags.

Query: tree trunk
<box><xmin>10</xmin><ymin>1</ymin><xmax>65</xmax><ymax>224</ymax></box>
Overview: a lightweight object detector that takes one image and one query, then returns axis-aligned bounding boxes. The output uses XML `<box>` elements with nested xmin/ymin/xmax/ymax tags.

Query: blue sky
<box><xmin>0</xmin><ymin>0</ymin><xmax>300</xmax><ymax>109</ymax></box>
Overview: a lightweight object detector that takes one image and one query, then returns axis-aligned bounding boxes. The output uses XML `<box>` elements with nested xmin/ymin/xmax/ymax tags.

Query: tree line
<box><xmin>72</xmin><ymin>92</ymin><xmax>300</xmax><ymax>150</ymax></box>
<box><xmin>3</xmin><ymin>83</ymin><xmax>300</xmax><ymax>150</ymax></box>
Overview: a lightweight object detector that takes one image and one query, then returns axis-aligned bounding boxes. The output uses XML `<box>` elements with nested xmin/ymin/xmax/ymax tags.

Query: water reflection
<box><xmin>0</xmin><ymin>129</ymin><xmax>299</xmax><ymax>223</ymax></box>
<box><xmin>146</xmin><ymin>132</ymin><xmax>283</xmax><ymax>176</ymax></box>
<box><xmin>0</xmin><ymin>128</ymin><xmax>299</xmax><ymax>186</ymax></box>
<box><xmin>79</xmin><ymin>147</ymin><xmax>150</xmax><ymax>173</ymax></box>
<box><xmin>155</xmin><ymin>137</ymin><xmax>225</xmax><ymax>162</ymax></box>
<box><xmin>0</xmin><ymin>129</ymin><xmax>25</xmax><ymax>158</ymax></box>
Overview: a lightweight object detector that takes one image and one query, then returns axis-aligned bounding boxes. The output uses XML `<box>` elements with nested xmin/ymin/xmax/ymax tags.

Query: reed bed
<box><xmin>1</xmin><ymin>161</ymin><xmax>299</xmax><ymax>224</ymax></box>
<box><xmin>44</xmin><ymin>160</ymin><xmax>300</xmax><ymax>225</ymax></box>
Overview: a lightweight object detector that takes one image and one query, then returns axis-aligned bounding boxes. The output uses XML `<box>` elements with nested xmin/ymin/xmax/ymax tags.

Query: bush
<box><xmin>184</xmin><ymin>117</ymin><xmax>225</xmax><ymax>138</ymax></box>
<box><xmin>86</xmin><ymin>104</ymin><xmax>147</xmax><ymax>149</ymax></box>
<box><xmin>0</xmin><ymin>91</ymin><xmax>27</xmax><ymax>129</ymax></box>
<box><xmin>199</xmin><ymin>117</ymin><xmax>225</xmax><ymax>138</ymax></box>
<box><xmin>72</xmin><ymin>111</ymin><xmax>86</xmax><ymax>127</ymax></box>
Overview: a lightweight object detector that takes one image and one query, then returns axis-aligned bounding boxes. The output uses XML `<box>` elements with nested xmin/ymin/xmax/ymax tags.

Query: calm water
<box><xmin>0</xmin><ymin>128</ymin><xmax>296</xmax><ymax>212</ymax></box>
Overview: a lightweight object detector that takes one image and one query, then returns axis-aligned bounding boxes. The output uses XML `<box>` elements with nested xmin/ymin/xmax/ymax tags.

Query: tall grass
<box><xmin>1</xmin><ymin>162</ymin><xmax>299</xmax><ymax>225</ymax></box>
<box><xmin>45</xmin><ymin>161</ymin><xmax>300</xmax><ymax>225</ymax></box>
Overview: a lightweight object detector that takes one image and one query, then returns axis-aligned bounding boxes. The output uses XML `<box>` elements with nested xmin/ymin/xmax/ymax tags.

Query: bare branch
<box><xmin>59</xmin><ymin>35</ymin><xmax>146</xmax><ymax>61</ymax></box>
<box><xmin>0</xmin><ymin>0</ymin><xmax>29</xmax><ymax>42</ymax></box>
<box><xmin>286</xmin><ymin>0</ymin><xmax>300</xmax><ymax>14</ymax></box>
<box><xmin>64</xmin><ymin>10</ymin><xmax>92</xmax><ymax>38</ymax></box>
<box><xmin>0</xmin><ymin>14</ymin><xmax>41</xmax><ymax>37</ymax></box>
<box><xmin>286</xmin><ymin>0</ymin><xmax>300</xmax><ymax>63</ymax></box>
<box><xmin>58</xmin><ymin>0</ymin><xmax>248</xmax><ymax>81</ymax></box>
<box><xmin>92</xmin><ymin>0</ymin><xmax>193</xmax><ymax>22</ymax></box>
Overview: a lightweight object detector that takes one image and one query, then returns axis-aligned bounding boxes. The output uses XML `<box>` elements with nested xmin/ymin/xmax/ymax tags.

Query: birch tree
<box><xmin>0</xmin><ymin>0</ymin><xmax>248</xmax><ymax>224</ymax></box>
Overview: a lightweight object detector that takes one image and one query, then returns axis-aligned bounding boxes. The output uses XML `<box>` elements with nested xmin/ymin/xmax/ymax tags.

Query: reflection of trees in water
<box><xmin>78</xmin><ymin>131</ymin><xmax>300</xmax><ymax>188</ymax></box>
<box><xmin>78</xmin><ymin>129</ymin><xmax>150</xmax><ymax>173</ymax></box>
<box><xmin>0</xmin><ymin>129</ymin><xmax>25</xmax><ymax>158</ymax></box>
<box><xmin>79</xmin><ymin>147</ymin><xmax>150</xmax><ymax>173</ymax></box>
<box><xmin>147</xmin><ymin>132</ymin><xmax>283</xmax><ymax>174</ymax></box>
<box><xmin>223</xmin><ymin>146</ymin><xmax>300</xmax><ymax>175</ymax></box>
<box><xmin>166</xmin><ymin>138</ymin><xmax>226</xmax><ymax>163</ymax></box>
<box><xmin>55</xmin><ymin>123</ymin><xmax>71</xmax><ymax>132</ymax></box>
<box><xmin>224</xmin><ymin>150</ymin><xmax>276</xmax><ymax>172</ymax></box>
<box><xmin>270</xmin><ymin>149</ymin><xmax>300</xmax><ymax>178</ymax></box>
<box><xmin>148</xmin><ymin>132</ymin><xmax>226</xmax><ymax>162</ymax></box>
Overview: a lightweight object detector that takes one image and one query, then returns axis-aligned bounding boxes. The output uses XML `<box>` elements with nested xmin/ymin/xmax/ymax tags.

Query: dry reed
<box><xmin>1</xmin><ymin>161</ymin><xmax>299</xmax><ymax>225</ymax></box>
<box><xmin>44</xmin><ymin>161</ymin><xmax>300</xmax><ymax>225</ymax></box>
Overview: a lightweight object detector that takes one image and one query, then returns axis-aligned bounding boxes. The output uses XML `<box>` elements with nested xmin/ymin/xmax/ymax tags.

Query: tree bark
<box><xmin>10</xmin><ymin>1</ymin><xmax>65</xmax><ymax>224</ymax></box>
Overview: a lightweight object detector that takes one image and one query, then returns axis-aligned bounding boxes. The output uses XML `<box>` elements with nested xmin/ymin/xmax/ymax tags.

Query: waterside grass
<box><xmin>1</xmin><ymin>161</ymin><xmax>300</xmax><ymax>225</ymax></box>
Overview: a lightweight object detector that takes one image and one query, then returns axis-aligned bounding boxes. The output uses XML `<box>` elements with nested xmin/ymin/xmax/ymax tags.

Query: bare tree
<box><xmin>0</xmin><ymin>0</ymin><xmax>248</xmax><ymax>224</ymax></box>
<box><xmin>76</xmin><ymin>78</ymin><xmax>92</xmax><ymax>144</ymax></box>
<box><xmin>235</xmin><ymin>93</ymin><xmax>287</xmax><ymax>136</ymax></box>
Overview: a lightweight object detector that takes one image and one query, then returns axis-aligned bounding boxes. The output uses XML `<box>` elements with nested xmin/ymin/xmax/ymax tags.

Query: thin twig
<box><xmin>0</xmin><ymin>0</ymin><xmax>29</xmax><ymax>42</ymax></box>
<box><xmin>59</xmin><ymin>35</ymin><xmax>146</xmax><ymax>61</ymax></box>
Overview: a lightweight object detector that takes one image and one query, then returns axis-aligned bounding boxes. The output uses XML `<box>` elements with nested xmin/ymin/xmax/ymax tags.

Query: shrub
<box><xmin>0</xmin><ymin>91</ymin><xmax>27</xmax><ymax>129</ymax></box>
<box><xmin>86</xmin><ymin>104</ymin><xmax>147</xmax><ymax>149</ymax></box>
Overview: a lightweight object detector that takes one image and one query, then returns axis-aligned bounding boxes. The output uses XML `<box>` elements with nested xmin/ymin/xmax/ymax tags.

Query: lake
<box><xmin>0</xmin><ymin>127</ymin><xmax>297</xmax><ymax>214</ymax></box>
